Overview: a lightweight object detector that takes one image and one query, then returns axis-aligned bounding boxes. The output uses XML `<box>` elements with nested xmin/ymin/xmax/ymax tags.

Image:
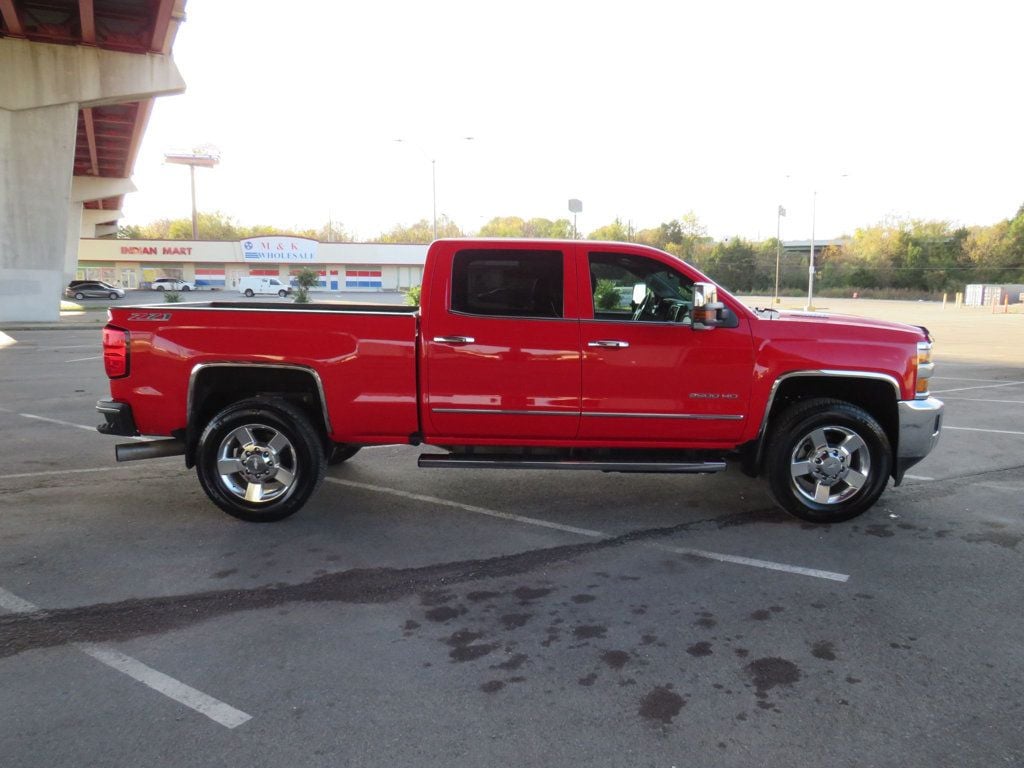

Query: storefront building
<box><xmin>75</xmin><ymin>237</ymin><xmax>429</xmax><ymax>293</ymax></box>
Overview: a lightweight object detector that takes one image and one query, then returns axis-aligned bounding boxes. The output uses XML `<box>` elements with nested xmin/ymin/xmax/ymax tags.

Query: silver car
<box><xmin>65</xmin><ymin>281</ymin><xmax>126</xmax><ymax>300</ymax></box>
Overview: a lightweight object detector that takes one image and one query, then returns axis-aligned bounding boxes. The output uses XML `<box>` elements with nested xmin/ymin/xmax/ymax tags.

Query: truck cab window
<box><xmin>588</xmin><ymin>251</ymin><xmax>694</xmax><ymax>323</ymax></box>
<box><xmin>451</xmin><ymin>249</ymin><xmax>563</xmax><ymax>318</ymax></box>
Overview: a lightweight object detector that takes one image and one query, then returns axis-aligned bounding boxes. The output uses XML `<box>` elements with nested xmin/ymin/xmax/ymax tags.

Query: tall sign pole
<box><xmin>568</xmin><ymin>199</ymin><xmax>583</xmax><ymax>239</ymax></box>
<box><xmin>164</xmin><ymin>150</ymin><xmax>220</xmax><ymax>240</ymax></box>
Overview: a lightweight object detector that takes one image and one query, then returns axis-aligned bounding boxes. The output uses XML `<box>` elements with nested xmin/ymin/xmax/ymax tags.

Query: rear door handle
<box><xmin>587</xmin><ymin>340</ymin><xmax>630</xmax><ymax>348</ymax></box>
<box><xmin>433</xmin><ymin>336</ymin><xmax>475</xmax><ymax>345</ymax></box>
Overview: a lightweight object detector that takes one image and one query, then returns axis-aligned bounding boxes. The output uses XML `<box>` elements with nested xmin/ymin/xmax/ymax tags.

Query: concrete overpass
<box><xmin>1</xmin><ymin>0</ymin><xmax>187</xmax><ymax>321</ymax></box>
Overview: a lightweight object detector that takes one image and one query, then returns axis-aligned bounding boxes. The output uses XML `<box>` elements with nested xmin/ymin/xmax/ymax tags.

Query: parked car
<box><xmin>65</xmin><ymin>281</ymin><xmax>125</xmax><ymax>300</ymax></box>
<box><xmin>238</xmin><ymin>276</ymin><xmax>292</xmax><ymax>297</ymax></box>
<box><xmin>152</xmin><ymin>278</ymin><xmax>195</xmax><ymax>292</ymax></box>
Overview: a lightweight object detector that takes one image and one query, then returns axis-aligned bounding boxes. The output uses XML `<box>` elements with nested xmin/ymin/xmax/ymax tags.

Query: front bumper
<box><xmin>894</xmin><ymin>396</ymin><xmax>944</xmax><ymax>484</ymax></box>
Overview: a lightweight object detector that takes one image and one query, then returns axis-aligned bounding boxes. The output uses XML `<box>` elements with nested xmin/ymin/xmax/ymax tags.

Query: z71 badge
<box><xmin>126</xmin><ymin>312</ymin><xmax>172</xmax><ymax>321</ymax></box>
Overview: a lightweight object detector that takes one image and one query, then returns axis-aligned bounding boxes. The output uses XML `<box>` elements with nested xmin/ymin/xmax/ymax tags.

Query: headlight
<box><xmin>915</xmin><ymin>341</ymin><xmax>934</xmax><ymax>398</ymax></box>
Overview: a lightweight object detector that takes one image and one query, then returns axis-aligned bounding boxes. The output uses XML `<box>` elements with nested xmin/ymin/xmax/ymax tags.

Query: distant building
<box><xmin>964</xmin><ymin>284</ymin><xmax>1024</xmax><ymax>306</ymax></box>
<box><xmin>76</xmin><ymin>238</ymin><xmax>428</xmax><ymax>292</ymax></box>
<box><xmin>781</xmin><ymin>239</ymin><xmax>849</xmax><ymax>255</ymax></box>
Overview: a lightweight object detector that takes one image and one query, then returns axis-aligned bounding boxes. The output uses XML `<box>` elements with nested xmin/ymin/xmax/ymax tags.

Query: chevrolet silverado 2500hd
<box><xmin>97</xmin><ymin>238</ymin><xmax>943</xmax><ymax>523</ymax></box>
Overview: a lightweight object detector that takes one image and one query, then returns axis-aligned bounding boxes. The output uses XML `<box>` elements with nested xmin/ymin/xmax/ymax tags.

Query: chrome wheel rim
<box><xmin>789</xmin><ymin>425</ymin><xmax>871</xmax><ymax>505</ymax></box>
<box><xmin>216</xmin><ymin>423</ymin><xmax>298</xmax><ymax>504</ymax></box>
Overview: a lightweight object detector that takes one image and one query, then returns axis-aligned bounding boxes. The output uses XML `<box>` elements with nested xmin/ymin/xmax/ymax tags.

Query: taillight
<box><xmin>103</xmin><ymin>326</ymin><xmax>130</xmax><ymax>378</ymax></box>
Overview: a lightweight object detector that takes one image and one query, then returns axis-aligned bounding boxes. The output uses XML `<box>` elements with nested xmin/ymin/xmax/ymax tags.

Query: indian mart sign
<box><xmin>241</xmin><ymin>236</ymin><xmax>318</xmax><ymax>263</ymax></box>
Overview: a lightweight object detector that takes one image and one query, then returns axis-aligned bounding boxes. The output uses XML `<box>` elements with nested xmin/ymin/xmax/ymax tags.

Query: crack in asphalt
<box><xmin>0</xmin><ymin>515</ymin><xmax>724</xmax><ymax>659</ymax></box>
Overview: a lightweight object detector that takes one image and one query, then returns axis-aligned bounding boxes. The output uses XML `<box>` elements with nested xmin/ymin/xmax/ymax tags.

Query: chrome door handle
<box><xmin>587</xmin><ymin>340</ymin><xmax>630</xmax><ymax>348</ymax></box>
<box><xmin>433</xmin><ymin>336</ymin><xmax>475</xmax><ymax>345</ymax></box>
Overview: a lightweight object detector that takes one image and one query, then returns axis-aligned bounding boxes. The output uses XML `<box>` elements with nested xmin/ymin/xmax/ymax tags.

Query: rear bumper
<box><xmin>96</xmin><ymin>399</ymin><xmax>139</xmax><ymax>436</ymax></box>
<box><xmin>894</xmin><ymin>397</ymin><xmax>943</xmax><ymax>484</ymax></box>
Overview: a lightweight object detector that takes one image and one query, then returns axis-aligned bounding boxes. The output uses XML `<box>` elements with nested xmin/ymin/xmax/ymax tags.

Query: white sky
<box><xmin>123</xmin><ymin>0</ymin><xmax>1024</xmax><ymax>243</ymax></box>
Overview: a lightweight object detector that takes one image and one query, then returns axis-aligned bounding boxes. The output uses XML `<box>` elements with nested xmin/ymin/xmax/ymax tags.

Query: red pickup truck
<box><xmin>97</xmin><ymin>238</ymin><xmax>943</xmax><ymax>524</ymax></box>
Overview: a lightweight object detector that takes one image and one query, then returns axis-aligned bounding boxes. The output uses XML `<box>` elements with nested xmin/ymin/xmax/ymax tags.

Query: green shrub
<box><xmin>163</xmin><ymin>290</ymin><xmax>181</xmax><ymax>303</ymax></box>
<box><xmin>292</xmin><ymin>267</ymin><xmax>320</xmax><ymax>304</ymax></box>
<box><xmin>405</xmin><ymin>285</ymin><xmax>422</xmax><ymax>306</ymax></box>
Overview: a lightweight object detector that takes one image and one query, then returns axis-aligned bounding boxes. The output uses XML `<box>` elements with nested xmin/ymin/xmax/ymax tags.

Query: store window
<box><xmin>345</xmin><ymin>267</ymin><xmax>382</xmax><ymax>289</ymax></box>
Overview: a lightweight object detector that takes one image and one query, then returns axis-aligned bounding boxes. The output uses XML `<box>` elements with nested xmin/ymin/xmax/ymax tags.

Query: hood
<box><xmin>754</xmin><ymin>307</ymin><xmax>928</xmax><ymax>340</ymax></box>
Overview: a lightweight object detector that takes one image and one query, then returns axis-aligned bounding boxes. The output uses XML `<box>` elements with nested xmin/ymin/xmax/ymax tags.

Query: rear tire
<box><xmin>74</xmin><ymin>292</ymin><xmax>85</xmax><ymax>300</ymax></box>
<box><xmin>182</xmin><ymin>285</ymin><xmax>191</xmax><ymax>291</ymax></box>
<box><xmin>196</xmin><ymin>398</ymin><xmax>327</xmax><ymax>522</ymax></box>
<box><xmin>244</xmin><ymin>289</ymin><xmax>254</xmax><ymax>297</ymax></box>
<box><xmin>765</xmin><ymin>398</ymin><xmax>891</xmax><ymax>524</ymax></box>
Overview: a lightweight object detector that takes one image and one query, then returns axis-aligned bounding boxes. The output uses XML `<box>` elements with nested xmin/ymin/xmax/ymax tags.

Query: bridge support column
<box><xmin>0</xmin><ymin>103</ymin><xmax>79</xmax><ymax>322</ymax></box>
<box><xmin>0</xmin><ymin>38</ymin><xmax>184</xmax><ymax>322</ymax></box>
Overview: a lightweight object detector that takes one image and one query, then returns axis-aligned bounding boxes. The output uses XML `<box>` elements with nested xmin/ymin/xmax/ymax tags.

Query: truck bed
<box><xmin>107</xmin><ymin>301</ymin><xmax>421</xmax><ymax>443</ymax></box>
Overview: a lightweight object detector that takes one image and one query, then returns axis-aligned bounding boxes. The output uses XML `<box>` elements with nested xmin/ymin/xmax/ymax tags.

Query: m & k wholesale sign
<box><xmin>240</xmin><ymin>237</ymin><xmax>318</xmax><ymax>262</ymax></box>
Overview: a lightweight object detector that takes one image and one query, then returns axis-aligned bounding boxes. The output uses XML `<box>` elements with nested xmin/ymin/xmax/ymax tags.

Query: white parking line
<box><xmin>904</xmin><ymin>474</ymin><xmax>934</xmax><ymax>481</ymax></box>
<box><xmin>941</xmin><ymin>397</ymin><xmax>1024</xmax><ymax>405</ymax></box>
<box><xmin>0</xmin><ymin>588</ymin><xmax>252</xmax><ymax>729</ymax></box>
<box><xmin>5</xmin><ymin>467</ymin><xmax>120</xmax><ymax>480</ymax></box>
<box><xmin>945</xmin><ymin>425</ymin><xmax>1024</xmax><ymax>437</ymax></box>
<box><xmin>931</xmin><ymin>376</ymin><xmax>1020</xmax><ymax>383</ymax></box>
<box><xmin>15</xmin><ymin>412</ymin><xmax>100</xmax><ymax>434</ymax></box>
<box><xmin>76</xmin><ymin>644</ymin><xmax>252</xmax><ymax>729</ymax></box>
<box><xmin>326</xmin><ymin>477</ymin><xmax>851</xmax><ymax>582</ymax></box>
<box><xmin>66</xmin><ymin>355</ymin><xmax>101</xmax><ymax>363</ymax></box>
<box><xmin>932</xmin><ymin>381</ymin><xmax>1024</xmax><ymax>394</ymax></box>
<box><xmin>0</xmin><ymin>587</ymin><xmax>43</xmax><ymax>614</ymax></box>
<box><xmin>0</xmin><ymin>409</ymin><xmax>149</xmax><ymax>442</ymax></box>
<box><xmin>327</xmin><ymin>477</ymin><xmax>605</xmax><ymax>538</ymax></box>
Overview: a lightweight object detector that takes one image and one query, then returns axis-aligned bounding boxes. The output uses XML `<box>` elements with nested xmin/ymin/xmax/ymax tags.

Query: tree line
<box><xmin>118</xmin><ymin>204</ymin><xmax>1024</xmax><ymax>297</ymax></box>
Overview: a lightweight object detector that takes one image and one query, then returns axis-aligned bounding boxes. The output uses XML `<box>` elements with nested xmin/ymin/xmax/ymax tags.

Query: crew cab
<box><xmin>97</xmin><ymin>238</ymin><xmax>943</xmax><ymax>523</ymax></box>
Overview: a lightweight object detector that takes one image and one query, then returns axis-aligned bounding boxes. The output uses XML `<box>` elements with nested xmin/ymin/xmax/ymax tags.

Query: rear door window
<box><xmin>451</xmin><ymin>249</ymin><xmax>563</xmax><ymax>318</ymax></box>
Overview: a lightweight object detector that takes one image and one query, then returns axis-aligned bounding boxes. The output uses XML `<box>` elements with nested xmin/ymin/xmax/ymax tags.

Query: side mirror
<box><xmin>692</xmin><ymin>281</ymin><xmax>725</xmax><ymax>330</ymax></box>
<box><xmin>632</xmin><ymin>283</ymin><xmax>647</xmax><ymax>305</ymax></box>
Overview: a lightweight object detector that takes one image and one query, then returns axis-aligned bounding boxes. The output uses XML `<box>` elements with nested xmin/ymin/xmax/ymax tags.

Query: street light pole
<box><xmin>394</xmin><ymin>138</ymin><xmax>473</xmax><ymax>241</ymax></box>
<box><xmin>189</xmin><ymin>165</ymin><xmax>198</xmax><ymax>240</ymax></box>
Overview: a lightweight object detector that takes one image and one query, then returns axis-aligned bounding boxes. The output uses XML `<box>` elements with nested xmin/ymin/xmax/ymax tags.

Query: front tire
<box><xmin>182</xmin><ymin>285</ymin><xmax>191</xmax><ymax>291</ymax></box>
<box><xmin>196</xmin><ymin>399</ymin><xmax>327</xmax><ymax>522</ymax></box>
<box><xmin>766</xmin><ymin>398</ymin><xmax>892</xmax><ymax>524</ymax></box>
<box><xmin>278</xmin><ymin>289</ymin><xmax>288</xmax><ymax>298</ymax></box>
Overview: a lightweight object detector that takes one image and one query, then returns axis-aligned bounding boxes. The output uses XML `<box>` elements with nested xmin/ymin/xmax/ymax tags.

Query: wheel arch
<box><xmin>747</xmin><ymin>371</ymin><xmax>900</xmax><ymax>477</ymax></box>
<box><xmin>185</xmin><ymin>363</ymin><xmax>331</xmax><ymax>467</ymax></box>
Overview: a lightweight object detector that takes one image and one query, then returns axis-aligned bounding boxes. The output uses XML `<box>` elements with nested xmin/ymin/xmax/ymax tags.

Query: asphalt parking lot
<box><xmin>1</xmin><ymin>319</ymin><xmax>1022</xmax><ymax>767</ymax></box>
